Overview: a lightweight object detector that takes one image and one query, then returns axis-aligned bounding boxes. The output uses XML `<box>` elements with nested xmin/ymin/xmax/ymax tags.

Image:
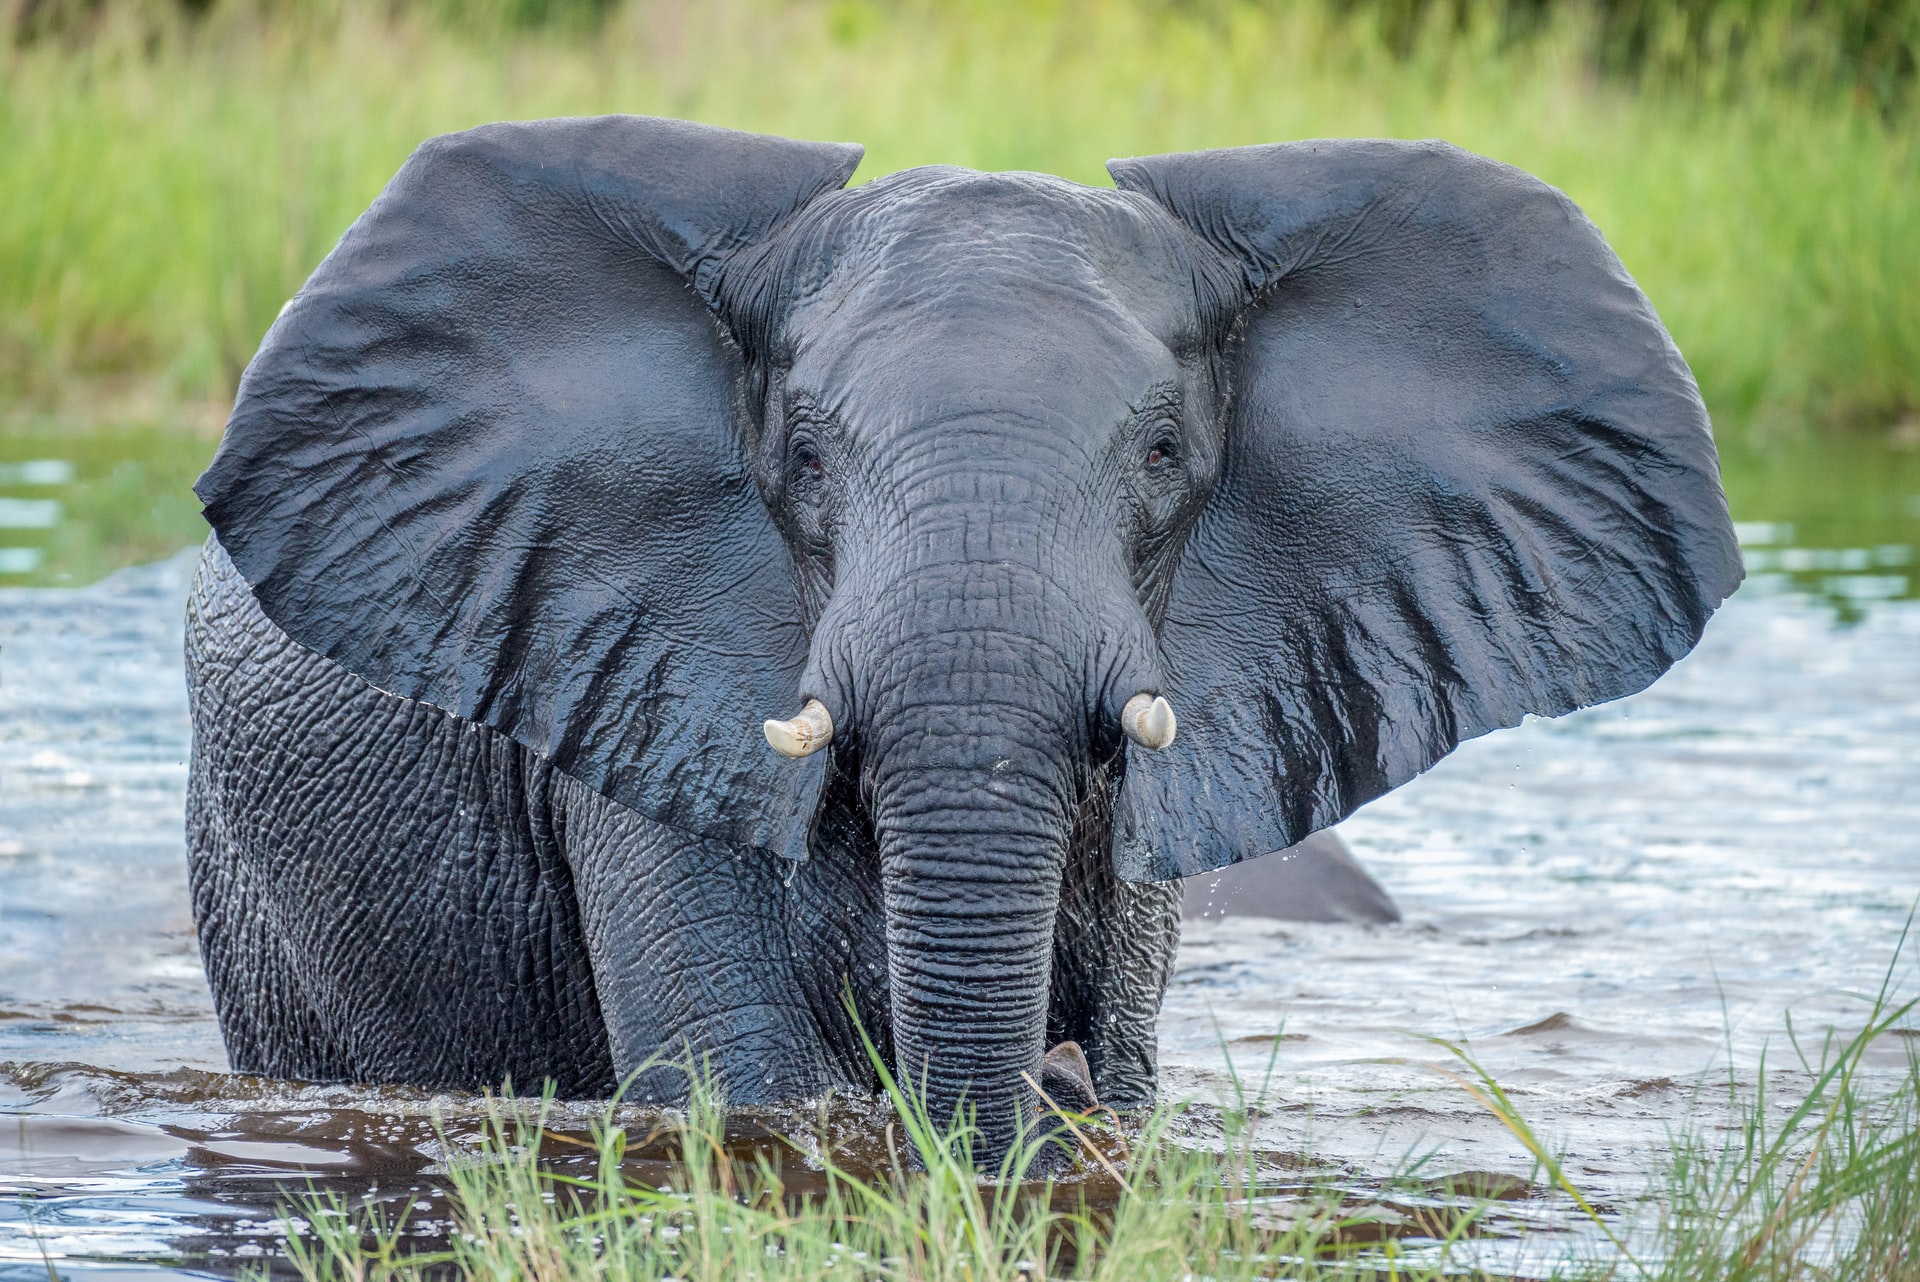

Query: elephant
<box><xmin>1180</xmin><ymin>830</ymin><xmax>1400</xmax><ymax>925</ymax></box>
<box><xmin>185</xmin><ymin>115</ymin><xmax>1742</xmax><ymax>1161</ymax></box>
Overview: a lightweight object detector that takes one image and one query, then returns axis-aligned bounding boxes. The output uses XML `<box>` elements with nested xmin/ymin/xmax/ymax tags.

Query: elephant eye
<box><xmin>791</xmin><ymin>444</ymin><xmax>825</xmax><ymax>481</ymax></box>
<box><xmin>1145</xmin><ymin>437</ymin><xmax>1179</xmax><ymax>469</ymax></box>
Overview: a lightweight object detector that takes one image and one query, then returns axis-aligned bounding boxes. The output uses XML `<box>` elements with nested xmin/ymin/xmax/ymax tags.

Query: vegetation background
<box><xmin>3</xmin><ymin>6</ymin><xmax>1917</xmax><ymax>1273</ymax></box>
<box><xmin>5</xmin><ymin>0</ymin><xmax>1917</xmax><ymax>428</ymax></box>
<box><xmin>1</xmin><ymin>0</ymin><xmax>1917</xmax><ymax>583</ymax></box>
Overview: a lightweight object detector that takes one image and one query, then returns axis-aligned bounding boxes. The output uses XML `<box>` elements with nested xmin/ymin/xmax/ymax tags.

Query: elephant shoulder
<box><xmin>188</xmin><ymin>533</ymin><xmax>296</xmax><ymax>674</ymax></box>
<box><xmin>186</xmin><ymin>533</ymin><xmax>555</xmax><ymax>834</ymax></box>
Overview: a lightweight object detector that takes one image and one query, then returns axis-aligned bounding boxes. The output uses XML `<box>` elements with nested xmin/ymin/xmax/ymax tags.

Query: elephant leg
<box><xmin>187</xmin><ymin>768</ymin><xmax>335</xmax><ymax>1076</ymax></box>
<box><xmin>1046</xmin><ymin>782</ymin><xmax>1183</xmax><ymax>1109</ymax></box>
<box><xmin>552</xmin><ymin>775</ymin><xmax>834</xmax><ymax>1106</ymax></box>
<box><xmin>185</xmin><ymin>538</ymin><xmax>614</xmax><ymax>1095</ymax></box>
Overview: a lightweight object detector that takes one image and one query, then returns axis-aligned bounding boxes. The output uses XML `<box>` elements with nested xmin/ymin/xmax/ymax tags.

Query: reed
<box><xmin>2</xmin><ymin>0</ymin><xmax>1916</xmax><ymax>439</ymax></box>
<box><xmin>281</xmin><ymin>980</ymin><xmax>1920</xmax><ymax>1282</ymax></box>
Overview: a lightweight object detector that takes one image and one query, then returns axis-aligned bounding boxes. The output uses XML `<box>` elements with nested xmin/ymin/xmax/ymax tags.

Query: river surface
<box><xmin>1</xmin><ymin>511</ymin><xmax>1917</xmax><ymax>1275</ymax></box>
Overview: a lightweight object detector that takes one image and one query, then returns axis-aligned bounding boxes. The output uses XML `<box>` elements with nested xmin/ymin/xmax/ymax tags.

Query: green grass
<box><xmin>0</xmin><ymin>423</ymin><xmax>216</xmax><ymax>583</ymax></box>
<box><xmin>4</xmin><ymin>1</ymin><xmax>1917</xmax><ymax>589</ymax></box>
<box><xmin>2</xmin><ymin>0</ymin><xmax>1917</xmax><ymax>439</ymax></box>
<box><xmin>278</xmin><ymin>983</ymin><xmax>1920</xmax><ymax>1282</ymax></box>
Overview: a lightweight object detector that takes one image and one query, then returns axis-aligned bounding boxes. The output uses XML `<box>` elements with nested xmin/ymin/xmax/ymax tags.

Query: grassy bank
<box><xmin>2</xmin><ymin>0</ymin><xmax>1916</xmax><ymax>439</ymax></box>
<box><xmin>285</xmin><ymin>993</ymin><xmax>1920</xmax><ymax>1281</ymax></box>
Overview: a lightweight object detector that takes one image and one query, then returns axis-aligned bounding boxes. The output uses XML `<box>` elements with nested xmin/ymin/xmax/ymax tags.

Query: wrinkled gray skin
<box><xmin>189</xmin><ymin>532</ymin><xmax>1179</xmax><ymax>1114</ymax></box>
<box><xmin>186</xmin><ymin>118</ymin><xmax>1740</xmax><ymax>1163</ymax></box>
<box><xmin>187</xmin><ymin>166</ymin><xmax>1225</xmax><ymax>1124</ymax></box>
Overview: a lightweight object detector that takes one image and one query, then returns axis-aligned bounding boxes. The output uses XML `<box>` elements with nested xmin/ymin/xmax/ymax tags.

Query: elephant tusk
<box><xmin>1122</xmin><ymin>692</ymin><xmax>1177</xmax><ymax>751</ymax></box>
<box><xmin>764</xmin><ymin>698</ymin><xmax>834</xmax><ymax>758</ymax></box>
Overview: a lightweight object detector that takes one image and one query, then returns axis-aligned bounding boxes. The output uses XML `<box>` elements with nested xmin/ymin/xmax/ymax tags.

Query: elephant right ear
<box><xmin>1107</xmin><ymin>139</ymin><xmax>1744</xmax><ymax>882</ymax></box>
<box><xmin>197</xmin><ymin>116</ymin><xmax>861</xmax><ymax>854</ymax></box>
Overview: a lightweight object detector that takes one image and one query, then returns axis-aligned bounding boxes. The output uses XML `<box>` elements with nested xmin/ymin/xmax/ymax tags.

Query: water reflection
<box><xmin>0</xmin><ymin>431</ymin><xmax>215</xmax><ymax>588</ymax></box>
<box><xmin>0</xmin><ymin>462</ymin><xmax>64</xmax><ymax>575</ymax></box>
<box><xmin>1735</xmin><ymin>520</ymin><xmax>1913</xmax><ymax>609</ymax></box>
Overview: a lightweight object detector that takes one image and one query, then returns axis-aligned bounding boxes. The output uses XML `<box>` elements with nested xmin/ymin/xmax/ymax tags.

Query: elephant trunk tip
<box><xmin>1122</xmin><ymin>692</ymin><xmax>1177</xmax><ymax>750</ymax></box>
<box><xmin>764</xmin><ymin>698</ymin><xmax>834</xmax><ymax>758</ymax></box>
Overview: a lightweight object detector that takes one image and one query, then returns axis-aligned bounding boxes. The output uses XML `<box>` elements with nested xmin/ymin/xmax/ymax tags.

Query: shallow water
<box><xmin>1</xmin><ymin>517</ymin><xmax>1918</xmax><ymax>1274</ymax></box>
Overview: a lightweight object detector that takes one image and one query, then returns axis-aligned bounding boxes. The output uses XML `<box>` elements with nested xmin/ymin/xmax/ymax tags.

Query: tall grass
<box><xmin>280</xmin><ymin>986</ymin><xmax>1920</xmax><ymax>1281</ymax></box>
<box><xmin>283</xmin><ymin>1066</ymin><xmax>1522</xmax><ymax>1280</ymax></box>
<box><xmin>2</xmin><ymin>0</ymin><xmax>1916</xmax><ymax>437</ymax></box>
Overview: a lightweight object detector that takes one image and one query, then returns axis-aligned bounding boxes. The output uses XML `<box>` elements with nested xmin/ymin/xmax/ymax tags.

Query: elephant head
<box><xmin>198</xmin><ymin>116</ymin><xmax>1742</xmax><ymax>1157</ymax></box>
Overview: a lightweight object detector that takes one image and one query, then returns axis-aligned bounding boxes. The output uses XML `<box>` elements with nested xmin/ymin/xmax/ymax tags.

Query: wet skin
<box><xmin>188</xmin><ymin>116</ymin><xmax>1741</xmax><ymax>1159</ymax></box>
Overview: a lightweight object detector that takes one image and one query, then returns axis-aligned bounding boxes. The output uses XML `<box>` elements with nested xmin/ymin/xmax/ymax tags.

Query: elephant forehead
<box><xmin>791</xmin><ymin>281</ymin><xmax>1176</xmax><ymax>428</ymax></box>
<box><xmin>774</xmin><ymin>166</ymin><xmax>1212</xmax><ymax>341</ymax></box>
<box><xmin>769</xmin><ymin>171</ymin><xmax>1206</xmax><ymax>435</ymax></box>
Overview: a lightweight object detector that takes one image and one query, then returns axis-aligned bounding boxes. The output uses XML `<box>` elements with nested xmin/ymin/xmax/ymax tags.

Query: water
<box><xmin>2</xmin><ymin>431</ymin><xmax>1918</xmax><ymax>1276</ymax></box>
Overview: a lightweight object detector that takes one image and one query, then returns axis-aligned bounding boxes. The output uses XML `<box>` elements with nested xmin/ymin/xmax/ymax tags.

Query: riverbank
<box><xmin>283</xmin><ymin>1021</ymin><xmax>1920</xmax><ymax>1281</ymax></box>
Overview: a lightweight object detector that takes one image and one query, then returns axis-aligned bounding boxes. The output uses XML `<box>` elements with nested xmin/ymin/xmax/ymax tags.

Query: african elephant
<box><xmin>185</xmin><ymin>115</ymin><xmax>1741</xmax><ymax>1159</ymax></box>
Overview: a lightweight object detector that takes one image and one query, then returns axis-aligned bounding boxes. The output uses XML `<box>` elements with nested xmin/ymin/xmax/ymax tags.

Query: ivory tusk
<box><xmin>764</xmin><ymin>698</ymin><xmax>834</xmax><ymax>758</ymax></box>
<box><xmin>1122</xmin><ymin>692</ymin><xmax>1177</xmax><ymax>751</ymax></box>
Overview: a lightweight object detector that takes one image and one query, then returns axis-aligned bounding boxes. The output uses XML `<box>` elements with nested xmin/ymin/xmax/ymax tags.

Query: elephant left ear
<box><xmin>197</xmin><ymin>116</ymin><xmax>861</xmax><ymax>857</ymax></box>
<box><xmin>1107</xmin><ymin>139</ymin><xmax>1743</xmax><ymax>882</ymax></box>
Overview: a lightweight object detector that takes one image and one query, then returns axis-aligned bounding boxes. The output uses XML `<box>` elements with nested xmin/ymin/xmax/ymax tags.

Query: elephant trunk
<box><xmin>828</xmin><ymin>553</ymin><xmax>1119</xmax><ymax>1163</ymax></box>
<box><xmin>865</xmin><ymin>698</ymin><xmax>1079</xmax><ymax>1160</ymax></box>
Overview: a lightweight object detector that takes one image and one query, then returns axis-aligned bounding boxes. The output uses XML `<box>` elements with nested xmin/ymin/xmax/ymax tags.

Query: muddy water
<box><xmin>2</xmin><ymin>521</ymin><xmax>1917</xmax><ymax>1275</ymax></box>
